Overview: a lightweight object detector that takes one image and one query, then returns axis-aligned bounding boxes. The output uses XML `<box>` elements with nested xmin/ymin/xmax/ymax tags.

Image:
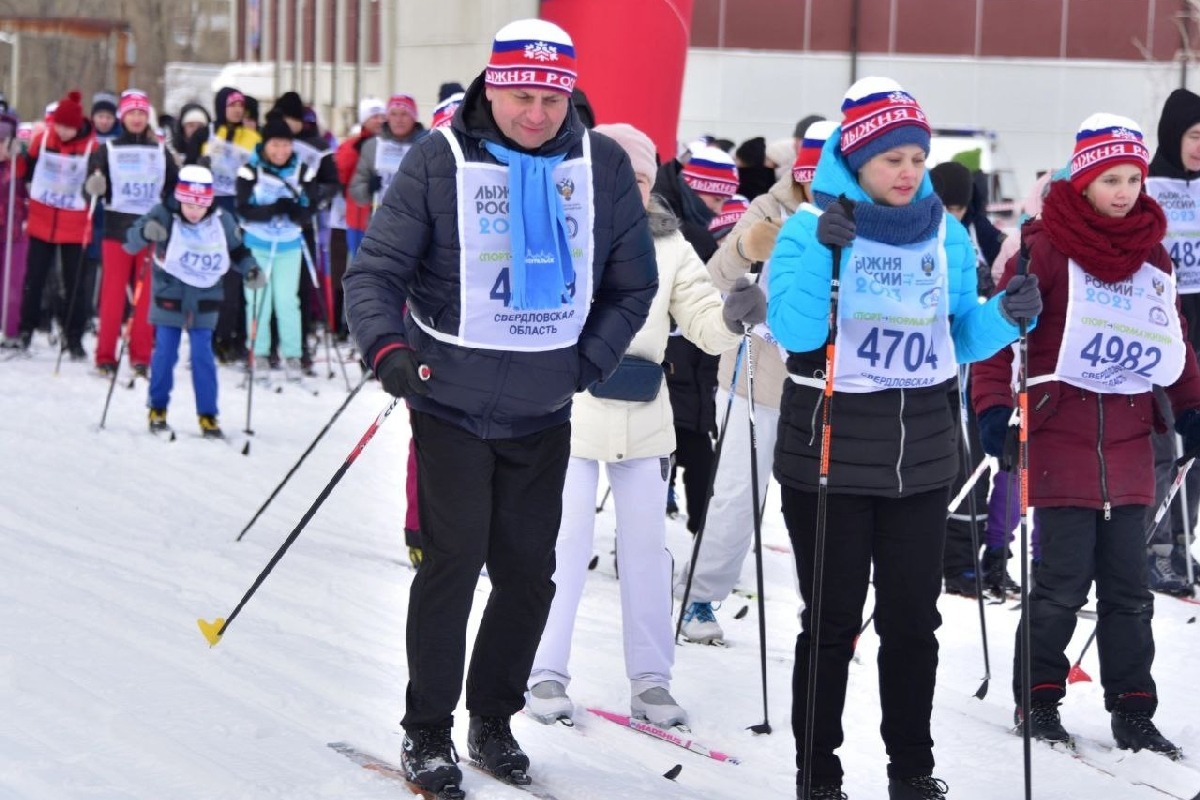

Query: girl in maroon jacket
<box><xmin>973</xmin><ymin>114</ymin><xmax>1200</xmax><ymax>760</ymax></box>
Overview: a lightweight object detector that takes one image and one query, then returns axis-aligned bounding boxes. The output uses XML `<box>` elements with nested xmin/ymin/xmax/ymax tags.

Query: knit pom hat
<box><xmin>792</xmin><ymin>119</ymin><xmax>838</xmax><ymax>184</ymax></box>
<box><xmin>594</xmin><ymin>123</ymin><xmax>657</xmax><ymax>183</ymax></box>
<box><xmin>485</xmin><ymin>19</ymin><xmax>577</xmax><ymax>94</ymax></box>
<box><xmin>91</xmin><ymin>91</ymin><xmax>118</xmax><ymax>116</ymax></box>
<box><xmin>272</xmin><ymin>91</ymin><xmax>306</xmax><ymax>122</ymax></box>
<box><xmin>708</xmin><ymin>194</ymin><xmax>750</xmax><ymax>238</ymax></box>
<box><xmin>431</xmin><ymin>92</ymin><xmax>464</xmax><ymax>129</ymax></box>
<box><xmin>260</xmin><ymin>112</ymin><xmax>294</xmax><ymax>143</ymax></box>
<box><xmin>929</xmin><ymin>161</ymin><xmax>973</xmax><ymax>209</ymax></box>
<box><xmin>358</xmin><ymin>96</ymin><xmax>385</xmax><ymax>125</ymax></box>
<box><xmin>388</xmin><ymin>93</ymin><xmax>417</xmax><ymax>118</ymax></box>
<box><xmin>52</xmin><ymin>90</ymin><xmax>85</xmax><ymax>130</ymax></box>
<box><xmin>682</xmin><ymin>146</ymin><xmax>739</xmax><ymax>199</ymax></box>
<box><xmin>117</xmin><ymin>89</ymin><xmax>151</xmax><ymax>120</ymax></box>
<box><xmin>175</xmin><ymin>164</ymin><xmax>214</xmax><ymax>207</ymax></box>
<box><xmin>839</xmin><ymin>77</ymin><xmax>931</xmax><ymax>173</ymax></box>
<box><xmin>1069</xmin><ymin>113</ymin><xmax>1150</xmax><ymax>191</ymax></box>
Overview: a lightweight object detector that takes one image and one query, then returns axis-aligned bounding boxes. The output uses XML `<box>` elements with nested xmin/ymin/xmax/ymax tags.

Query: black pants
<box><xmin>673</xmin><ymin>426</ymin><xmax>714</xmax><ymax>533</ymax></box>
<box><xmin>404</xmin><ymin>410</ymin><xmax>571</xmax><ymax>729</ymax></box>
<box><xmin>212</xmin><ymin>197</ymin><xmax>245</xmax><ymax>358</ymax></box>
<box><xmin>329</xmin><ymin>227</ymin><xmax>348</xmax><ymax>337</ymax></box>
<box><xmin>783</xmin><ymin>486</ymin><xmax>946</xmax><ymax>784</ymax></box>
<box><xmin>20</xmin><ymin>237</ymin><xmax>86</xmax><ymax>347</ymax></box>
<box><xmin>944</xmin><ymin>385</ymin><xmax>989</xmax><ymax>577</ymax></box>
<box><xmin>1015</xmin><ymin>504</ymin><xmax>1157</xmax><ymax>712</ymax></box>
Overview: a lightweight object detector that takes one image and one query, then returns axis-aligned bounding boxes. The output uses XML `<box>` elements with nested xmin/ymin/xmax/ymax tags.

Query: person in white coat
<box><xmin>526</xmin><ymin>122</ymin><xmax>766</xmax><ymax>728</ymax></box>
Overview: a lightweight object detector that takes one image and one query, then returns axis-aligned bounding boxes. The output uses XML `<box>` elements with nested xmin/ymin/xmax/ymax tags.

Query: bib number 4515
<box><xmin>856</xmin><ymin>327</ymin><xmax>938</xmax><ymax>372</ymax></box>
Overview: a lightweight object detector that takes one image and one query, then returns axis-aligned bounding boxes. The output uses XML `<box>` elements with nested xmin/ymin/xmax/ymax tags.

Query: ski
<box><xmin>1035</xmin><ymin>734</ymin><xmax>1200</xmax><ymax>799</ymax></box>
<box><xmin>150</xmin><ymin>425</ymin><xmax>177</xmax><ymax>442</ymax></box>
<box><xmin>461</xmin><ymin>761</ymin><xmax>563</xmax><ymax>800</ymax></box>
<box><xmin>327</xmin><ymin>741</ymin><xmax>465</xmax><ymax>800</ymax></box>
<box><xmin>586</xmin><ymin>708</ymin><xmax>740</xmax><ymax>765</ymax></box>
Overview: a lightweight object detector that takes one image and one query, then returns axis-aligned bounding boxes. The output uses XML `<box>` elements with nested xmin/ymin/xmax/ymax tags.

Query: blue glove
<box><xmin>978</xmin><ymin>406</ymin><xmax>1013</xmax><ymax>460</ymax></box>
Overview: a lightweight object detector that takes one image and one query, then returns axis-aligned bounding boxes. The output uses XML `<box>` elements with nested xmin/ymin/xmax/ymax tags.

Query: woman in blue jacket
<box><xmin>767</xmin><ymin>78</ymin><xmax>1041</xmax><ymax>800</ymax></box>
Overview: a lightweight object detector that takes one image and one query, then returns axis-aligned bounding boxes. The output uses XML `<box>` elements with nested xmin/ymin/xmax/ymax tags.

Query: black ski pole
<box><xmin>744</xmin><ymin>328</ymin><xmax>772</xmax><ymax>735</ymax></box>
<box><xmin>243</xmin><ymin>284</ymin><xmax>269</xmax><ymax>442</ymax></box>
<box><xmin>1015</xmin><ymin>243</ymin><xmax>1034</xmax><ymax>800</ymax></box>
<box><xmin>300</xmin><ymin>232</ymin><xmax>352</xmax><ymax>391</ymax></box>
<box><xmin>53</xmin><ymin>190</ymin><xmax>99</xmax><ymax>376</ymax></box>
<box><xmin>99</xmin><ymin>272</ymin><xmax>148</xmax><ymax>430</ymax></box>
<box><xmin>801</xmin><ymin>195</ymin><xmax>852</xmax><ymax>800</ymax></box>
<box><xmin>595</xmin><ymin>485</ymin><xmax>612</xmax><ymax>513</ymax></box>
<box><xmin>958</xmin><ymin>367</ymin><xmax>992</xmax><ymax>699</ymax></box>
<box><xmin>674</xmin><ymin>336</ymin><xmax>747</xmax><ymax>642</ymax></box>
<box><xmin>1067</xmin><ymin>627</ymin><xmax>1097</xmax><ymax>684</ymax></box>
<box><xmin>199</xmin><ymin>394</ymin><xmax>405</xmax><ymax>646</ymax></box>
<box><xmin>236</xmin><ymin>374</ymin><xmax>369</xmax><ymax>542</ymax></box>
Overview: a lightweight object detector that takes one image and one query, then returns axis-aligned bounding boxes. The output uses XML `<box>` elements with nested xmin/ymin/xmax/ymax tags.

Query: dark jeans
<box><xmin>783</xmin><ymin>486</ymin><xmax>946</xmax><ymax>784</ymax></box>
<box><xmin>20</xmin><ymin>237</ymin><xmax>86</xmax><ymax>346</ymax></box>
<box><xmin>1014</xmin><ymin>504</ymin><xmax>1157</xmax><ymax>712</ymax></box>
<box><xmin>212</xmin><ymin>196</ymin><xmax>245</xmax><ymax>357</ymax></box>
<box><xmin>673</xmin><ymin>426</ymin><xmax>714</xmax><ymax>533</ymax></box>
<box><xmin>403</xmin><ymin>410</ymin><xmax>571</xmax><ymax>729</ymax></box>
<box><xmin>329</xmin><ymin>227</ymin><xmax>348</xmax><ymax>336</ymax></box>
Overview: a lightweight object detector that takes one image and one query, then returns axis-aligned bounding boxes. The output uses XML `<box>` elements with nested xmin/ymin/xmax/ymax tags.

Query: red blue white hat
<box><xmin>175</xmin><ymin>164</ymin><xmax>214</xmax><ymax>207</ymax></box>
<box><xmin>792</xmin><ymin>120</ymin><xmax>838</xmax><ymax>185</ymax></box>
<box><xmin>485</xmin><ymin>19</ymin><xmax>577</xmax><ymax>94</ymax></box>
<box><xmin>708</xmin><ymin>194</ymin><xmax>750</xmax><ymax>238</ymax></box>
<box><xmin>431</xmin><ymin>92</ymin><xmax>464</xmax><ymax>129</ymax></box>
<box><xmin>682</xmin><ymin>146</ymin><xmax>739</xmax><ymax>199</ymax></box>
<box><xmin>118</xmin><ymin>89</ymin><xmax>151</xmax><ymax>120</ymax></box>
<box><xmin>1069</xmin><ymin>113</ymin><xmax>1150</xmax><ymax>190</ymax></box>
<box><xmin>388</xmin><ymin>93</ymin><xmax>417</xmax><ymax>117</ymax></box>
<box><xmin>839</xmin><ymin>77</ymin><xmax>931</xmax><ymax>172</ymax></box>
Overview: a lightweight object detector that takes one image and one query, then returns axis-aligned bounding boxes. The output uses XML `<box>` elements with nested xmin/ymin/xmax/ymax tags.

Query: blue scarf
<box><xmin>815</xmin><ymin>190</ymin><xmax>942</xmax><ymax>245</ymax></box>
<box><xmin>482</xmin><ymin>140</ymin><xmax>574</xmax><ymax>310</ymax></box>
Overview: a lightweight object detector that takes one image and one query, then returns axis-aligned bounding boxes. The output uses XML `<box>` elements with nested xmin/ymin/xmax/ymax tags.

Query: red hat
<box><xmin>839</xmin><ymin>77</ymin><xmax>931</xmax><ymax>172</ymax></box>
<box><xmin>51</xmin><ymin>90</ymin><xmax>85</xmax><ymax>130</ymax></box>
<box><xmin>431</xmin><ymin>92</ymin><xmax>464</xmax><ymax>129</ymax></box>
<box><xmin>118</xmin><ymin>89</ymin><xmax>151</xmax><ymax>120</ymax></box>
<box><xmin>388</xmin><ymin>93</ymin><xmax>417</xmax><ymax>117</ymax></box>
<box><xmin>175</xmin><ymin>165</ymin><xmax>215</xmax><ymax>207</ymax></box>
<box><xmin>682</xmin><ymin>147</ymin><xmax>739</xmax><ymax>199</ymax></box>
<box><xmin>1069</xmin><ymin>113</ymin><xmax>1150</xmax><ymax>191</ymax></box>
<box><xmin>485</xmin><ymin>19</ymin><xmax>577</xmax><ymax>94</ymax></box>
<box><xmin>708</xmin><ymin>194</ymin><xmax>750</xmax><ymax>237</ymax></box>
<box><xmin>792</xmin><ymin>120</ymin><xmax>838</xmax><ymax>185</ymax></box>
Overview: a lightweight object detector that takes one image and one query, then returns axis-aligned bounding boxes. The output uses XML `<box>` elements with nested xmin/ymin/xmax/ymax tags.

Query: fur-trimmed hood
<box><xmin>647</xmin><ymin>194</ymin><xmax>680</xmax><ymax>239</ymax></box>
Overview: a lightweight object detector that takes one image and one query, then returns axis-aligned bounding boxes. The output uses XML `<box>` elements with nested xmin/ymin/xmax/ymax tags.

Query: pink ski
<box><xmin>586</xmin><ymin>708</ymin><xmax>741</xmax><ymax>764</ymax></box>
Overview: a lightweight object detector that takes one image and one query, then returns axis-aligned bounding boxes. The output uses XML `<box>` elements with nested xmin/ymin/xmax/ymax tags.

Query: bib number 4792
<box><xmin>856</xmin><ymin>327</ymin><xmax>938</xmax><ymax>372</ymax></box>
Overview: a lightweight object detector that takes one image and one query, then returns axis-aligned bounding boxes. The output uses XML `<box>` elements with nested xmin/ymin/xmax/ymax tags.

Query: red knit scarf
<box><xmin>1039</xmin><ymin>180</ymin><xmax>1167</xmax><ymax>282</ymax></box>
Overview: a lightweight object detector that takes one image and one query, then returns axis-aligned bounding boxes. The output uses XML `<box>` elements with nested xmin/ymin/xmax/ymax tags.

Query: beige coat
<box><xmin>570</xmin><ymin>202</ymin><xmax>741</xmax><ymax>463</ymax></box>
<box><xmin>708</xmin><ymin>175</ymin><xmax>801</xmax><ymax>410</ymax></box>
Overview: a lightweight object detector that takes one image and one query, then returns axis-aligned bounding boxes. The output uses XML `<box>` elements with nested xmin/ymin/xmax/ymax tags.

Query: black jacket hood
<box><xmin>1150</xmin><ymin>89</ymin><xmax>1200</xmax><ymax>179</ymax></box>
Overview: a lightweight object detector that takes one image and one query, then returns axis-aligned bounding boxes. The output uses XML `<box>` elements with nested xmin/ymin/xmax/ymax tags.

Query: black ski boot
<box><xmin>982</xmin><ymin>547</ymin><xmax>1019</xmax><ymax>596</ymax></box>
<box><xmin>796</xmin><ymin>782</ymin><xmax>848</xmax><ymax>799</ymax></box>
<box><xmin>888</xmin><ymin>775</ymin><xmax>948</xmax><ymax>799</ymax></box>
<box><xmin>1014</xmin><ymin>700</ymin><xmax>1072</xmax><ymax>745</ymax></box>
<box><xmin>943</xmin><ymin>570</ymin><xmax>978</xmax><ymax>597</ymax></box>
<box><xmin>1112</xmin><ymin>709</ymin><xmax>1183</xmax><ymax>760</ymax></box>
<box><xmin>400</xmin><ymin>725</ymin><xmax>463</xmax><ymax>797</ymax></box>
<box><xmin>467</xmin><ymin>715</ymin><xmax>531</xmax><ymax>785</ymax></box>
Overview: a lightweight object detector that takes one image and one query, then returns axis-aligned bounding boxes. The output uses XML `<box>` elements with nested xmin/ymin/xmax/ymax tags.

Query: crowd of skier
<box><xmin>5</xmin><ymin>14</ymin><xmax>1200</xmax><ymax>800</ymax></box>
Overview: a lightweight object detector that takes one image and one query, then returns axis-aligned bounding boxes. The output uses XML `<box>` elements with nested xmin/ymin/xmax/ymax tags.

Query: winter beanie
<box><xmin>431</xmin><ymin>92</ymin><xmax>464</xmax><ymax>129</ymax></box>
<box><xmin>117</xmin><ymin>89</ymin><xmax>151</xmax><ymax>120</ymax></box>
<box><xmin>225</xmin><ymin>91</ymin><xmax>245</xmax><ymax>108</ymax></box>
<box><xmin>52</xmin><ymin>90</ymin><xmax>85</xmax><ymax>130</ymax></box>
<box><xmin>91</xmin><ymin>90</ymin><xmax>118</xmax><ymax>116</ymax></box>
<box><xmin>260</xmin><ymin>112</ymin><xmax>294</xmax><ymax>143</ymax></box>
<box><xmin>594</xmin><ymin>123</ymin><xmax>657</xmax><ymax>183</ymax></box>
<box><xmin>438</xmin><ymin>82</ymin><xmax>465</xmax><ymax>102</ymax></box>
<box><xmin>176</xmin><ymin>164</ymin><xmax>215</xmax><ymax>207</ymax></box>
<box><xmin>272</xmin><ymin>91</ymin><xmax>306</xmax><ymax>122</ymax></box>
<box><xmin>839</xmin><ymin>77</ymin><xmax>931</xmax><ymax>173</ymax></box>
<box><xmin>388</xmin><ymin>93</ymin><xmax>417</xmax><ymax>118</ymax></box>
<box><xmin>708</xmin><ymin>194</ymin><xmax>750</xmax><ymax>238</ymax></box>
<box><xmin>358</xmin><ymin>96</ymin><xmax>385</xmax><ymax>125</ymax></box>
<box><xmin>485</xmin><ymin>19</ymin><xmax>577</xmax><ymax>94</ymax></box>
<box><xmin>792</xmin><ymin>120</ymin><xmax>838</xmax><ymax>184</ymax></box>
<box><xmin>181</xmin><ymin>106</ymin><xmax>210</xmax><ymax>128</ymax></box>
<box><xmin>682</xmin><ymin>146</ymin><xmax>739</xmax><ymax>198</ymax></box>
<box><xmin>1070</xmin><ymin>113</ymin><xmax>1150</xmax><ymax>191</ymax></box>
<box><xmin>929</xmin><ymin>161</ymin><xmax>973</xmax><ymax>209</ymax></box>
<box><xmin>793</xmin><ymin>113</ymin><xmax>827</xmax><ymax>141</ymax></box>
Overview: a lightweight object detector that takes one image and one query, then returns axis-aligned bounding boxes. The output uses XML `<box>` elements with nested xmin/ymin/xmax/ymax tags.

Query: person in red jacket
<box><xmin>15</xmin><ymin>90</ymin><xmax>96</xmax><ymax>357</ymax></box>
<box><xmin>973</xmin><ymin>114</ymin><xmax>1200</xmax><ymax>760</ymax></box>
<box><xmin>334</xmin><ymin>97</ymin><xmax>384</xmax><ymax>258</ymax></box>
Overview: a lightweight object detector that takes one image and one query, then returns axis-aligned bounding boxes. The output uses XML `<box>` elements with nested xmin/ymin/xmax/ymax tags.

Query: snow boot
<box><xmin>631</xmin><ymin>685</ymin><xmax>689</xmax><ymax>728</ymax></box>
<box><xmin>1014</xmin><ymin>700</ymin><xmax>1072</xmax><ymax>745</ymax></box>
<box><xmin>96</xmin><ymin>362</ymin><xmax>118</xmax><ymax>378</ymax></box>
<box><xmin>681</xmin><ymin>601</ymin><xmax>724</xmax><ymax>644</ymax></box>
<box><xmin>401</xmin><ymin>725</ymin><xmax>462</xmax><ymax>794</ymax></box>
<box><xmin>1112</xmin><ymin>709</ymin><xmax>1183</xmax><ymax>760</ymax></box>
<box><xmin>148</xmin><ymin>407</ymin><xmax>169</xmax><ymax>433</ymax></box>
<box><xmin>888</xmin><ymin>775</ymin><xmax>948</xmax><ymax>799</ymax></box>
<box><xmin>198</xmin><ymin>414</ymin><xmax>225</xmax><ymax>439</ymax></box>
<box><xmin>67</xmin><ymin>341</ymin><xmax>87</xmax><ymax>361</ymax></box>
<box><xmin>467</xmin><ymin>715</ymin><xmax>531</xmax><ymax>784</ymax></box>
<box><xmin>525</xmin><ymin>680</ymin><xmax>574</xmax><ymax>725</ymax></box>
<box><xmin>981</xmin><ymin>546</ymin><xmax>1019</xmax><ymax>596</ymax></box>
<box><xmin>943</xmin><ymin>570</ymin><xmax>978</xmax><ymax>597</ymax></box>
<box><xmin>1171</xmin><ymin>540</ymin><xmax>1200</xmax><ymax>585</ymax></box>
<box><xmin>797</xmin><ymin>783</ymin><xmax>848</xmax><ymax>799</ymax></box>
<box><xmin>1148</xmin><ymin>545</ymin><xmax>1191</xmax><ymax>596</ymax></box>
<box><xmin>132</xmin><ymin>363</ymin><xmax>148</xmax><ymax>380</ymax></box>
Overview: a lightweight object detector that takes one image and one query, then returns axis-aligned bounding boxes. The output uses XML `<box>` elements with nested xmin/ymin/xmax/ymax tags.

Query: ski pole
<box><xmin>1066</xmin><ymin>628</ymin><xmax>1097</xmax><ymax>684</ymax></box>
<box><xmin>199</xmin><ymin>394</ymin><xmax>406</xmax><ymax>646</ymax></box>
<box><xmin>53</xmin><ymin>190</ymin><xmax>99</xmax><ymax>376</ymax></box>
<box><xmin>1144</xmin><ymin>446</ymin><xmax>1200</xmax><ymax>545</ymax></box>
<box><xmin>299</xmin><ymin>231</ymin><xmax>351</xmax><ymax>391</ymax></box>
<box><xmin>1</xmin><ymin>155</ymin><xmax>16</xmax><ymax>339</ymax></box>
<box><xmin>851</xmin><ymin>610</ymin><xmax>875</xmax><ymax>664</ymax></box>
<box><xmin>236</xmin><ymin>373</ymin><xmax>368</xmax><ymax>542</ymax></box>
<box><xmin>801</xmin><ymin>195</ymin><xmax>852</xmax><ymax>800</ymax></box>
<box><xmin>674</xmin><ymin>336</ymin><xmax>746</xmax><ymax>642</ymax></box>
<box><xmin>947</xmin><ymin>454</ymin><xmax>995</xmax><ymax>514</ymax></box>
<box><xmin>958</xmin><ymin>366</ymin><xmax>991</xmax><ymax>699</ymax></box>
<box><xmin>98</xmin><ymin>273</ymin><xmax>146</xmax><ymax>430</ymax></box>
<box><xmin>1176</xmin><ymin>435</ymin><xmax>1197</xmax><ymax>587</ymax></box>
<box><xmin>243</xmin><ymin>285</ymin><xmax>267</xmax><ymax>439</ymax></box>
<box><xmin>595</xmin><ymin>484</ymin><xmax>612</xmax><ymax>514</ymax></box>
<box><xmin>1014</xmin><ymin>243</ymin><xmax>1034</xmax><ymax>800</ymax></box>
<box><xmin>743</xmin><ymin>327</ymin><xmax>771</xmax><ymax>735</ymax></box>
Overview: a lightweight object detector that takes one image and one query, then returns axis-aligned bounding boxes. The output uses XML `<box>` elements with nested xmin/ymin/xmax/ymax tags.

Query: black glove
<box><xmin>1000</xmin><ymin>273</ymin><xmax>1042</xmax><ymax>325</ymax></box>
<box><xmin>978</xmin><ymin>405</ymin><xmax>1013</xmax><ymax>460</ymax></box>
<box><xmin>816</xmin><ymin>201</ymin><xmax>856</xmax><ymax>248</ymax></box>
<box><xmin>1175</xmin><ymin>408</ymin><xmax>1200</xmax><ymax>456</ymax></box>
<box><xmin>368</xmin><ymin>174</ymin><xmax>383</xmax><ymax>194</ymax></box>
<box><xmin>722</xmin><ymin>276</ymin><xmax>767</xmax><ymax>333</ymax></box>
<box><xmin>376</xmin><ymin>348</ymin><xmax>430</xmax><ymax>399</ymax></box>
<box><xmin>272</xmin><ymin>198</ymin><xmax>295</xmax><ymax>215</ymax></box>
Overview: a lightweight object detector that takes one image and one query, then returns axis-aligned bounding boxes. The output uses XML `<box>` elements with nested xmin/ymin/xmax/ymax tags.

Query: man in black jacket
<box><xmin>344</xmin><ymin>18</ymin><xmax>657</xmax><ymax>798</ymax></box>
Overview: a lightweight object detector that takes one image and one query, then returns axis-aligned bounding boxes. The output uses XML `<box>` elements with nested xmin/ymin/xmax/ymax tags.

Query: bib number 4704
<box><xmin>856</xmin><ymin>327</ymin><xmax>938</xmax><ymax>372</ymax></box>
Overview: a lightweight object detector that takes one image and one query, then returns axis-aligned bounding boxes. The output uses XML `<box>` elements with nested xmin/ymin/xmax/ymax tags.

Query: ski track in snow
<box><xmin>3</xmin><ymin>340</ymin><xmax>1200</xmax><ymax>799</ymax></box>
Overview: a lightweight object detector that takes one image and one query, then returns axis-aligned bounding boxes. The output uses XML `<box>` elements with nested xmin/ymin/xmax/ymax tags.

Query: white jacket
<box><xmin>569</xmin><ymin>200</ymin><xmax>741</xmax><ymax>462</ymax></box>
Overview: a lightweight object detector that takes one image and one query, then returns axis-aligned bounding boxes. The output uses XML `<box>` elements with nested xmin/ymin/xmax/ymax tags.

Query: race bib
<box><xmin>158</xmin><ymin>212</ymin><xmax>230</xmax><ymax>289</ymax></box>
<box><xmin>208</xmin><ymin>132</ymin><xmax>252</xmax><ymax>196</ymax></box>
<box><xmin>1146</xmin><ymin>177</ymin><xmax>1200</xmax><ymax>294</ymax></box>
<box><xmin>374</xmin><ymin>139</ymin><xmax>412</xmax><ymax>197</ymax></box>
<box><xmin>107</xmin><ymin>144</ymin><xmax>166</xmax><ymax>215</ymax></box>
<box><xmin>30</xmin><ymin>144</ymin><xmax>90</xmax><ymax>211</ymax></box>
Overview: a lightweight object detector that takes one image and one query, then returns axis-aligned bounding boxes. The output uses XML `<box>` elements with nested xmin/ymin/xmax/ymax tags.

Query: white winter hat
<box><xmin>358</xmin><ymin>96</ymin><xmax>386</xmax><ymax>125</ymax></box>
<box><xmin>176</xmin><ymin>164</ymin><xmax>214</xmax><ymax>207</ymax></box>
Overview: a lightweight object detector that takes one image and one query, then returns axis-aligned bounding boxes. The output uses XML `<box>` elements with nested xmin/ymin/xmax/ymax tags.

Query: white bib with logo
<box><xmin>832</xmin><ymin>219</ymin><xmax>956</xmax><ymax>393</ymax></box>
<box><xmin>208</xmin><ymin>129</ymin><xmax>253</xmax><ymax>197</ymax></box>
<box><xmin>1146</xmin><ymin>176</ymin><xmax>1200</xmax><ymax>294</ymax></box>
<box><xmin>1043</xmin><ymin>259</ymin><xmax>1186</xmax><ymax>394</ymax></box>
<box><xmin>240</xmin><ymin>168</ymin><xmax>303</xmax><ymax>244</ymax></box>
<box><xmin>158</xmin><ymin>211</ymin><xmax>230</xmax><ymax>289</ymax></box>
<box><xmin>374</xmin><ymin>139</ymin><xmax>412</xmax><ymax>198</ymax></box>
<box><xmin>291</xmin><ymin>138</ymin><xmax>326</xmax><ymax>176</ymax></box>
<box><xmin>107</xmin><ymin>144</ymin><xmax>166</xmax><ymax>215</ymax></box>
<box><xmin>30</xmin><ymin>135</ymin><xmax>92</xmax><ymax>211</ymax></box>
<box><xmin>410</xmin><ymin>126</ymin><xmax>594</xmax><ymax>351</ymax></box>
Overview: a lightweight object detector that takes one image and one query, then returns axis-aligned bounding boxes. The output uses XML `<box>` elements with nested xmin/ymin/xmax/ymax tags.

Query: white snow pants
<box><xmin>674</xmin><ymin>389</ymin><xmax>778</xmax><ymax>603</ymax></box>
<box><xmin>530</xmin><ymin>455</ymin><xmax>676</xmax><ymax>690</ymax></box>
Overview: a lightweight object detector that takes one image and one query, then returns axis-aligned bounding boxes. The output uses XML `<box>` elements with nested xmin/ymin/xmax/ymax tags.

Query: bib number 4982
<box><xmin>1078</xmin><ymin>332</ymin><xmax>1161</xmax><ymax>377</ymax></box>
<box><xmin>856</xmin><ymin>327</ymin><xmax>939</xmax><ymax>372</ymax></box>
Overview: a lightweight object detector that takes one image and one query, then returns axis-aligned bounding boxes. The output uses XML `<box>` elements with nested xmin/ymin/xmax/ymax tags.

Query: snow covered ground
<box><xmin>4</xmin><ymin>337</ymin><xmax>1200</xmax><ymax>800</ymax></box>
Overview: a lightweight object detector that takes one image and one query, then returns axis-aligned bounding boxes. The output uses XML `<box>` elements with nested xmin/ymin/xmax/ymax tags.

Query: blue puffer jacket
<box><xmin>767</xmin><ymin>131</ymin><xmax>1021</xmax><ymax>496</ymax></box>
<box><xmin>344</xmin><ymin>74</ymin><xmax>658</xmax><ymax>440</ymax></box>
